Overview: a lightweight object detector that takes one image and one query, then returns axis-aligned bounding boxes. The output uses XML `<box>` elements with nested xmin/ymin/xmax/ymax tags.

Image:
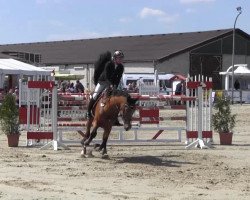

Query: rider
<box><xmin>86</xmin><ymin>50</ymin><xmax>125</xmax><ymax>121</ymax></box>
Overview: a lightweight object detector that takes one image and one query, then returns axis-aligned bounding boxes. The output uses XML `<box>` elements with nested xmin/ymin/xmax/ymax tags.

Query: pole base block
<box><xmin>185</xmin><ymin>138</ymin><xmax>211</xmax><ymax>149</ymax></box>
<box><xmin>40</xmin><ymin>140</ymin><xmax>70</xmax><ymax>150</ymax></box>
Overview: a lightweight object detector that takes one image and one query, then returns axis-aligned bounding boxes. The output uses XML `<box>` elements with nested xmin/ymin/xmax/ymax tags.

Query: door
<box><xmin>190</xmin><ymin>54</ymin><xmax>222</xmax><ymax>89</ymax></box>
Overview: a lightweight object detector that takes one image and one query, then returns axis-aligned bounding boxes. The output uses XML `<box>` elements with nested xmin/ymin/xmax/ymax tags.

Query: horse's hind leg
<box><xmin>99</xmin><ymin>126</ymin><xmax>112</xmax><ymax>158</ymax></box>
<box><xmin>98</xmin><ymin>138</ymin><xmax>107</xmax><ymax>154</ymax></box>
<box><xmin>81</xmin><ymin>118</ymin><xmax>93</xmax><ymax>146</ymax></box>
<box><xmin>84</xmin><ymin>125</ymin><xmax>98</xmax><ymax>146</ymax></box>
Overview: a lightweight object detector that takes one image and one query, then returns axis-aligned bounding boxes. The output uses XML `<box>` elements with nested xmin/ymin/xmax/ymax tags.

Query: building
<box><xmin>0</xmin><ymin>28</ymin><xmax>249</xmax><ymax>89</ymax></box>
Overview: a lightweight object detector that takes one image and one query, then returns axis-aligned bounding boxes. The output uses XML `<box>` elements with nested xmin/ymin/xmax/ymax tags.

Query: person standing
<box><xmin>175</xmin><ymin>81</ymin><xmax>183</xmax><ymax>95</ymax></box>
<box><xmin>234</xmin><ymin>79</ymin><xmax>240</xmax><ymax>90</ymax></box>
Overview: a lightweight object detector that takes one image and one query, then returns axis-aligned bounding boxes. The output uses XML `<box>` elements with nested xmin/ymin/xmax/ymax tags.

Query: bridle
<box><xmin>119</xmin><ymin>103</ymin><xmax>136</xmax><ymax>122</ymax></box>
<box><xmin>112</xmin><ymin>97</ymin><xmax>134</xmax><ymax>120</ymax></box>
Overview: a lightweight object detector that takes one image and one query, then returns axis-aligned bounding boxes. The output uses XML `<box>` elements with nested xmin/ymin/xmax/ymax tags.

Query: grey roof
<box><xmin>0</xmin><ymin>28</ymin><xmax>249</xmax><ymax>65</ymax></box>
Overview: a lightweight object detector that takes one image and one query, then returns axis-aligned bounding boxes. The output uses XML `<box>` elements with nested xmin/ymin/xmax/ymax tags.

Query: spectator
<box><xmin>127</xmin><ymin>83</ymin><xmax>133</xmax><ymax>91</ymax></box>
<box><xmin>234</xmin><ymin>79</ymin><xmax>240</xmax><ymax>90</ymax></box>
<box><xmin>175</xmin><ymin>80</ymin><xmax>185</xmax><ymax>105</ymax></box>
<box><xmin>75</xmin><ymin>80</ymin><xmax>85</xmax><ymax>93</ymax></box>
<box><xmin>175</xmin><ymin>81</ymin><xmax>184</xmax><ymax>95</ymax></box>
<box><xmin>131</xmin><ymin>82</ymin><xmax>138</xmax><ymax>92</ymax></box>
<box><xmin>8</xmin><ymin>87</ymin><xmax>19</xmax><ymax>106</ymax></box>
<box><xmin>69</xmin><ymin>82</ymin><xmax>75</xmax><ymax>93</ymax></box>
<box><xmin>60</xmin><ymin>80</ymin><xmax>68</xmax><ymax>93</ymax></box>
<box><xmin>14</xmin><ymin>87</ymin><xmax>19</xmax><ymax>105</ymax></box>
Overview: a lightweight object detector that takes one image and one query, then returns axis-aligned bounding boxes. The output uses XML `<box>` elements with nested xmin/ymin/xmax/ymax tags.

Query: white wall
<box><xmin>124</xmin><ymin>62</ymin><xmax>154</xmax><ymax>73</ymax></box>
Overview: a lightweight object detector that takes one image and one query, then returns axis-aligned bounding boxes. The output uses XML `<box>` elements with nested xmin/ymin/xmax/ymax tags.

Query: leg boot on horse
<box><xmin>80</xmin><ymin>118</ymin><xmax>93</xmax><ymax>145</ymax></box>
<box><xmin>97</xmin><ymin>126</ymin><xmax>112</xmax><ymax>159</ymax></box>
<box><xmin>98</xmin><ymin>139</ymin><xmax>108</xmax><ymax>158</ymax></box>
<box><xmin>82</xmin><ymin>125</ymin><xmax>98</xmax><ymax>158</ymax></box>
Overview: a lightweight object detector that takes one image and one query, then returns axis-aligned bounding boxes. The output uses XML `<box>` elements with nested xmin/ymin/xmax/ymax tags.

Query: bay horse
<box><xmin>81</xmin><ymin>89</ymin><xmax>137</xmax><ymax>158</ymax></box>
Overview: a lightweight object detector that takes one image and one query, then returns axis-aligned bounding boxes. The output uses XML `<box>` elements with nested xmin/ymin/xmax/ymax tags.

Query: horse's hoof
<box><xmin>80</xmin><ymin>149</ymin><xmax>94</xmax><ymax>158</ymax></box>
<box><xmin>87</xmin><ymin>149</ymin><xmax>94</xmax><ymax>158</ymax></box>
<box><xmin>83</xmin><ymin>154</ymin><xmax>94</xmax><ymax>158</ymax></box>
<box><xmin>80</xmin><ymin>139</ymin><xmax>85</xmax><ymax>146</ymax></box>
<box><xmin>101</xmin><ymin>154</ymin><xmax>109</xmax><ymax>159</ymax></box>
<box><xmin>80</xmin><ymin>150</ymin><xmax>86</xmax><ymax>158</ymax></box>
<box><xmin>94</xmin><ymin>144</ymin><xmax>100</xmax><ymax>149</ymax></box>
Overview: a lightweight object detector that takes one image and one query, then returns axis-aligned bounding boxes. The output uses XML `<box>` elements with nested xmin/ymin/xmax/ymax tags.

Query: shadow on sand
<box><xmin>115</xmin><ymin>155</ymin><xmax>195</xmax><ymax>167</ymax></box>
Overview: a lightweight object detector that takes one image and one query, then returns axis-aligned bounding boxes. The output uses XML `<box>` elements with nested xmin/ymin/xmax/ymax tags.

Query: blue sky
<box><xmin>0</xmin><ymin>0</ymin><xmax>249</xmax><ymax>44</ymax></box>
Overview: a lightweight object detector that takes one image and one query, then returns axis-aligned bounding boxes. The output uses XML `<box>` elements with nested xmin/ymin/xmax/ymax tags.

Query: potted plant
<box><xmin>212</xmin><ymin>94</ymin><xmax>236</xmax><ymax>145</ymax></box>
<box><xmin>0</xmin><ymin>93</ymin><xmax>20</xmax><ymax>147</ymax></box>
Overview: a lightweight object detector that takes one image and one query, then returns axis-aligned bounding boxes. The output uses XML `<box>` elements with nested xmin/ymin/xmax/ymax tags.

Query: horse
<box><xmin>81</xmin><ymin>89</ymin><xmax>137</xmax><ymax>158</ymax></box>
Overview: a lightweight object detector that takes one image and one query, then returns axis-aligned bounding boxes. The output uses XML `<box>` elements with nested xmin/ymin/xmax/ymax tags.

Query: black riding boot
<box><xmin>114</xmin><ymin>118</ymin><xmax>123</xmax><ymax>126</ymax></box>
<box><xmin>86</xmin><ymin>98</ymin><xmax>96</xmax><ymax>119</ymax></box>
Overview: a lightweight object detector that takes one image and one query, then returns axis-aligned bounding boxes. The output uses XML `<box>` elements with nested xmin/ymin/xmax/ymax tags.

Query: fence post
<box><xmin>185</xmin><ymin>82</ymin><xmax>211</xmax><ymax>149</ymax></box>
<box><xmin>40</xmin><ymin>84</ymin><xmax>70</xmax><ymax>150</ymax></box>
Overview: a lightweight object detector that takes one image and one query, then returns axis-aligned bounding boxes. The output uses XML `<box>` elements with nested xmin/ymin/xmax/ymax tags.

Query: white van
<box><xmin>122</xmin><ymin>73</ymin><xmax>185</xmax><ymax>94</ymax></box>
<box><xmin>122</xmin><ymin>73</ymin><xmax>154</xmax><ymax>86</ymax></box>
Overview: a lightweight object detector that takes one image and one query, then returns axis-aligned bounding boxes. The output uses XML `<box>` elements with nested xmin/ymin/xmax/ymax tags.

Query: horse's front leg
<box><xmin>81</xmin><ymin>123</ymin><xmax>98</xmax><ymax>157</ymax></box>
<box><xmin>98</xmin><ymin>126</ymin><xmax>112</xmax><ymax>158</ymax></box>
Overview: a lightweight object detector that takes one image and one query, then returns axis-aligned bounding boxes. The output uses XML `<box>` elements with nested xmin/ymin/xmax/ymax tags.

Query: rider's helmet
<box><xmin>113</xmin><ymin>50</ymin><xmax>124</xmax><ymax>59</ymax></box>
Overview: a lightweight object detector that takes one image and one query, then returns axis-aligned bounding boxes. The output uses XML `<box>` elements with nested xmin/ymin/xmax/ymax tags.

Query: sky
<box><xmin>0</xmin><ymin>0</ymin><xmax>249</xmax><ymax>44</ymax></box>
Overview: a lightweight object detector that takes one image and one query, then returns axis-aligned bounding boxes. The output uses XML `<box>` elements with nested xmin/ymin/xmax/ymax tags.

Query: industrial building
<box><xmin>0</xmin><ymin>28</ymin><xmax>249</xmax><ymax>89</ymax></box>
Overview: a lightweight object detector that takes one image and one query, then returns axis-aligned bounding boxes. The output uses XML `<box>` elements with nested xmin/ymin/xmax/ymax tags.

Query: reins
<box><xmin>112</xmin><ymin>96</ymin><xmax>129</xmax><ymax>118</ymax></box>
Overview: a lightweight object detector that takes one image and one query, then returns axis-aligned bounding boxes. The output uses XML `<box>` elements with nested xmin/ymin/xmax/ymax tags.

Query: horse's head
<box><xmin>120</xmin><ymin>95</ymin><xmax>138</xmax><ymax>131</ymax></box>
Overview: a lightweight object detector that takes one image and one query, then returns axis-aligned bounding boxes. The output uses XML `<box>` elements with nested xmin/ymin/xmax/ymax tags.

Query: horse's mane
<box><xmin>111</xmin><ymin>89</ymin><xmax>130</xmax><ymax>98</ymax></box>
<box><xmin>110</xmin><ymin>89</ymin><xmax>137</xmax><ymax>106</ymax></box>
<box><xmin>93</xmin><ymin>51</ymin><xmax>112</xmax><ymax>85</ymax></box>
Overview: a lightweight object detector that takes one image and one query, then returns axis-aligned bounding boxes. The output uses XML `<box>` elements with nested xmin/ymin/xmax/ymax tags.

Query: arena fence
<box><xmin>19</xmin><ymin>75</ymin><xmax>213</xmax><ymax>150</ymax></box>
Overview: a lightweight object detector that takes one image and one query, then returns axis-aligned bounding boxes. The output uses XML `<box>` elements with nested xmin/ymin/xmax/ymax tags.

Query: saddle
<box><xmin>100</xmin><ymin>87</ymin><xmax>113</xmax><ymax>107</ymax></box>
<box><xmin>90</xmin><ymin>87</ymin><xmax>113</xmax><ymax>117</ymax></box>
<box><xmin>90</xmin><ymin>87</ymin><xmax>124</xmax><ymax>126</ymax></box>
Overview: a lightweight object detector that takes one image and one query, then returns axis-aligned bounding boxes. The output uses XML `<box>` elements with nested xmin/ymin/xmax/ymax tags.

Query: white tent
<box><xmin>0</xmin><ymin>58</ymin><xmax>51</xmax><ymax>75</ymax></box>
<box><xmin>219</xmin><ymin>64</ymin><xmax>250</xmax><ymax>90</ymax></box>
<box><xmin>220</xmin><ymin>64</ymin><xmax>250</xmax><ymax>76</ymax></box>
<box><xmin>0</xmin><ymin>58</ymin><xmax>51</xmax><ymax>89</ymax></box>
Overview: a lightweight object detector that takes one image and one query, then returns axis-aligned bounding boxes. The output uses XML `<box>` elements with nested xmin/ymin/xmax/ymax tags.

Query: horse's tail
<box><xmin>93</xmin><ymin>51</ymin><xmax>112</xmax><ymax>85</ymax></box>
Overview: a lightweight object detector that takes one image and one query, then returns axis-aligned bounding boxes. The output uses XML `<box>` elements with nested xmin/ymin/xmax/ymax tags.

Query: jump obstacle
<box><xmin>18</xmin><ymin>75</ymin><xmax>213</xmax><ymax>150</ymax></box>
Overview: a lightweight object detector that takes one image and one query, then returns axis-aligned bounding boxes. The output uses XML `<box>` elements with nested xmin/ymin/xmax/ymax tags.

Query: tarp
<box><xmin>0</xmin><ymin>58</ymin><xmax>51</xmax><ymax>76</ymax></box>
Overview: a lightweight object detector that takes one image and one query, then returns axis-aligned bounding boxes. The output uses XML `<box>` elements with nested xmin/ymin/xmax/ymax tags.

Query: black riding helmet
<box><xmin>113</xmin><ymin>50</ymin><xmax>124</xmax><ymax>59</ymax></box>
